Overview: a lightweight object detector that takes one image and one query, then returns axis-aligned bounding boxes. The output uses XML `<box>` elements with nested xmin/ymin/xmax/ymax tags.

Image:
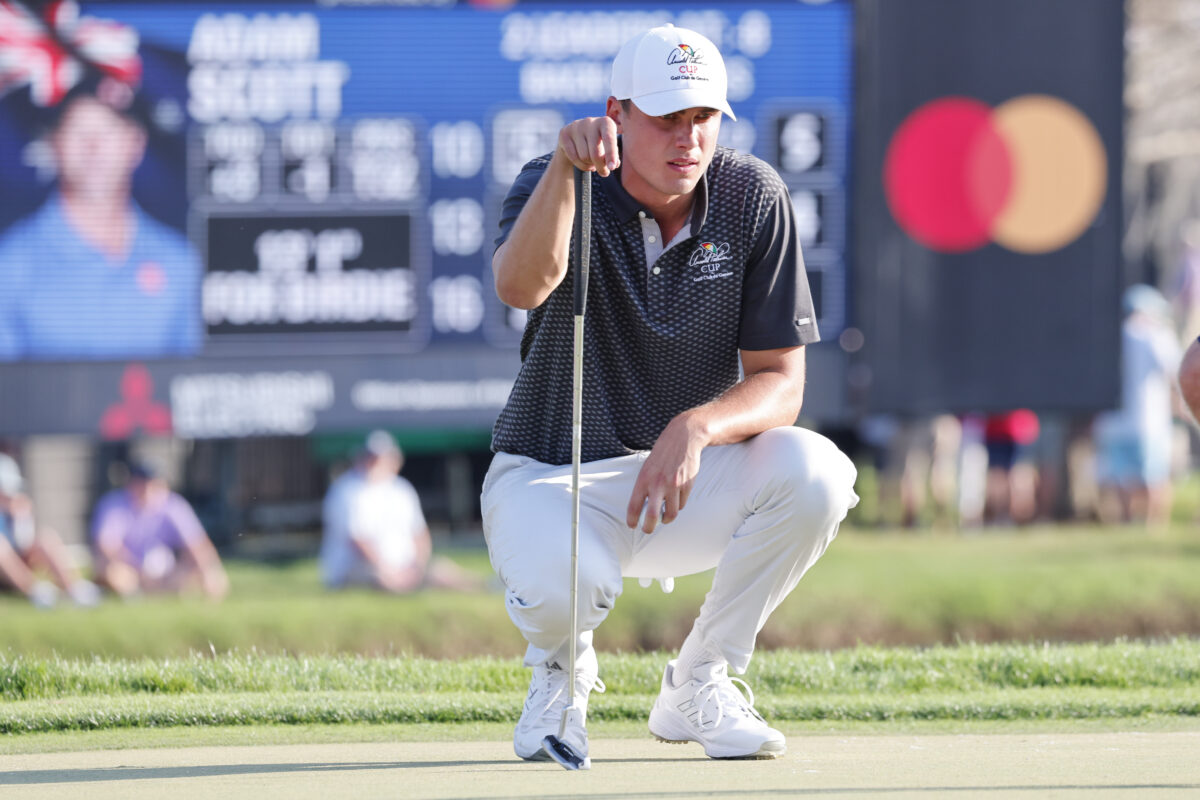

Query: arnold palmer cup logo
<box><xmin>689</xmin><ymin>241</ymin><xmax>731</xmax><ymax>268</ymax></box>
<box><xmin>667</xmin><ymin>43</ymin><xmax>709</xmax><ymax>82</ymax></box>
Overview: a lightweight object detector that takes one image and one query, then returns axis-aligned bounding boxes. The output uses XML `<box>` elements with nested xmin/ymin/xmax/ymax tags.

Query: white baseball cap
<box><xmin>611</xmin><ymin>24</ymin><xmax>736</xmax><ymax>121</ymax></box>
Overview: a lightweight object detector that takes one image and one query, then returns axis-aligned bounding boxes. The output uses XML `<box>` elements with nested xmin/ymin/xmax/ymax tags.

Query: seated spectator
<box><xmin>91</xmin><ymin>461</ymin><xmax>228</xmax><ymax>599</ymax></box>
<box><xmin>0</xmin><ymin>453</ymin><xmax>100</xmax><ymax>608</ymax></box>
<box><xmin>320</xmin><ymin>430</ymin><xmax>480</xmax><ymax>593</ymax></box>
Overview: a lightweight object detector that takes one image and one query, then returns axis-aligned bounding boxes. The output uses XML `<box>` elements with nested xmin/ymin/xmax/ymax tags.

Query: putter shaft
<box><xmin>545</xmin><ymin>168</ymin><xmax>591</xmax><ymax>770</ymax></box>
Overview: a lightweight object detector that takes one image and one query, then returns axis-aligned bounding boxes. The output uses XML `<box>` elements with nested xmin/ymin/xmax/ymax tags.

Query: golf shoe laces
<box><xmin>690</xmin><ymin>668</ymin><xmax>764</xmax><ymax>731</ymax></box>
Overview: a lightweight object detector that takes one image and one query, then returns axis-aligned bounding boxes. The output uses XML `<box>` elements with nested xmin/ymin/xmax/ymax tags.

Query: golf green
<box><xmin>2</xmin><ymin>732</ymin><xmax>1198</xmax><ymax>799</ymax></box>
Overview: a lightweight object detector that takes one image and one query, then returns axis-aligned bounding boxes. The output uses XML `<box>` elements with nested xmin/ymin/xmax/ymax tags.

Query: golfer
<box><xmin>483</xmin><ymin>24</ymin><xmax>859</xmax><ymax>763</ymax></box>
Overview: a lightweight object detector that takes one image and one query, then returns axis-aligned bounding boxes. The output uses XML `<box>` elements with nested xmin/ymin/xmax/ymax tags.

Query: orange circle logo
<box><xmin>883</xmin><ymin>95</ymin><xmax>1107</xmax><ymax>254</ymax></box>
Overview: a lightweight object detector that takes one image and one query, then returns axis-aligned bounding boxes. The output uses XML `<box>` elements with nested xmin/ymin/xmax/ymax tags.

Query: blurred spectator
<box><xmin>321</xmin><ymin>430</ymin><xmax>481</xmax><ymax>593</ymax></box>
<box><xmin>91</xmin><ymin>461</ymin><xmax>228</xmax><ymax>599</ymax></box>
<box><xmin>0</xmin><ymin>453</ymin><xmax>100</xmax><ymax>608</ymax></box>
<box><xmin>871</xmin><ymin>415</ymin><xmax>961</xmax><ymax>527</ymax></box>
<box><xmin>0</xmin><ymin>73</ymin><xmax>200</xmax><ymax>361</ymax></box>
<box><xmin>983</xmin><ymin>410</ymin><xmax>1041</xmax><ymax>525</ymax></box>
<box><xmin>1094</xmin><ymin>285</ymin><xmax>1183</xmax><ymax>526</ymax></box>
<box><xmin>957</xmin><ymin>414</ymin><xmax>989</xmax><ymax>527</ymax></box>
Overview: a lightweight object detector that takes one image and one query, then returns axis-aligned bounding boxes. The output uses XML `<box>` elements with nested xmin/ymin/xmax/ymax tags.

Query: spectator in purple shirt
<box><xmin>91</xmin><ymin>461</ymin><xmax>228</xmax><ymax>600</ymax></box>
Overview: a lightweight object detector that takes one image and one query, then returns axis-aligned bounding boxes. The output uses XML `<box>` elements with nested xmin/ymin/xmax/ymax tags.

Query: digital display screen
<box><xmin>0</xmin><ymin>0</ymin><xmax>852</xmax><ymax>436</ymax></box>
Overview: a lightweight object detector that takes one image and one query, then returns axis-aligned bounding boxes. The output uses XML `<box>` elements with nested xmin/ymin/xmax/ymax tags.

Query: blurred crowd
<box><xmin>850</xmin><ymin>279</ymin><xmax>1197</xmax><ymax>531</ymax></box>
<box><xmin>1</xmin><ymin>429</ymin><xmax>480</xmax><ymax>609</ymax></box>
<box><xmin>1</xmin><ymin>452</ymin><xmax>226</xmax><ymax>608</ymax></box>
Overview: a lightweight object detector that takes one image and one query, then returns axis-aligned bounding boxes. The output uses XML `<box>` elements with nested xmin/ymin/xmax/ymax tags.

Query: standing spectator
<box><xmin>983</xmin><ymin>410</ymin><xmax>1041</xmax><ymax>525</ymax></box>
<box><xmin>1094</xmin><ymin>285</ymin><xmax>1183</xmax><ymax>525</ymax></box>
<box><xmin>0</xmin><ymin>453</ymin><xmax>100</xmax><ymax>607</ymax></box>
<box><xmin>91</xmin><ymin>461</ymin><xmax>228</xmax><ymax>599</ymax></box>
<box><xmin>320</xmin><ymin>430</ymin><xmax>479</xmax><ymax>593</ymax></box>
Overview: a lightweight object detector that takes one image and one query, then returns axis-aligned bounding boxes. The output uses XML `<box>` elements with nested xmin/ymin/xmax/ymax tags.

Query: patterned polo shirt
<box><xmin>492</xmin><ymin>145</ymin><xmax>818</xmax><ymax>466</ymax></box>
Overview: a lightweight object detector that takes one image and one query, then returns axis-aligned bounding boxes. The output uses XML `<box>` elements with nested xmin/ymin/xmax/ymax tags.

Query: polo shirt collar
<box><xmin>598</xmin><ymin>144</ymin><xmax>710</xmax><ymax>237</ymax></box>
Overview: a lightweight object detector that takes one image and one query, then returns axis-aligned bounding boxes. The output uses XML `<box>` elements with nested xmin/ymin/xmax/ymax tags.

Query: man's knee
<box><xmin>753</xmin><ymin>427</ymin><xmax>859</xmax><ymax>526</ymax></box>
<box><xmin>502</xmin><ymin>555</ymin><xmax>622</xmax><ymax>637</ymax></box>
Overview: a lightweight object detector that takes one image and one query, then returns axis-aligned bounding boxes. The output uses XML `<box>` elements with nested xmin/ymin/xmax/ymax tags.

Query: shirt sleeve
<box><xmin>166</xmin><ymin>494</ymin><xmax>206</xmax><ymax>548</ymax></box>
<box><xmin>737</xmin><ymin>187</ymin><xmax>821</xmax><ymax>351</ymax></box>
<box><xmin>493</xmin><ymin>158</ymin><xmax>550</xmax><ymax>253</ymax></box>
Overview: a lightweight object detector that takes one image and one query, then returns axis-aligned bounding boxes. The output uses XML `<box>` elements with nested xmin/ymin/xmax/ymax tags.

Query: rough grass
<box><xmin>3</xmin><ymin>525</ymin><xmax>1200</xmax><ymax>659</ymax></box>
<box><xmin>0</xmin><ymin>640</ymin><xmax>1197</xmax><ymax>734</ymax></box>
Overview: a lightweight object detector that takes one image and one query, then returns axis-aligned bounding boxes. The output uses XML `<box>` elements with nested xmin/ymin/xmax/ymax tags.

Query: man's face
<box><xmin>363</xmin><ymin>452</ymin><xmax>402</xmax><ymax>480</ymax></box>
<box><xmin>51</xmin><ymin>97</ymin><xmax>146</xmax><ymax>201</ymax></box>
<box><xmin>607</xmin><ymin>99</ymin><xmax>721</xmax><ymax>205</ymax></box>
<box><xmin>128</xmin><ymin>476</ymin><xmax>167</xmax><ymax>508</ymax></box>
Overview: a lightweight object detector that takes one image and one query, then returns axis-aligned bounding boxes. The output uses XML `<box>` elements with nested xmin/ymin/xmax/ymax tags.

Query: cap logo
<box><xmin>667</xmin><ymin>43</ymin><xmax>705</xmax><ymax>66</ymax></box>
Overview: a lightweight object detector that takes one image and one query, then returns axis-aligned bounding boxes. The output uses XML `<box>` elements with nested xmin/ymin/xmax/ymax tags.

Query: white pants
<box><xmin>480</xmin><ymin>426</ymin><xmax>859</xmax><ymax>672</ymax></box>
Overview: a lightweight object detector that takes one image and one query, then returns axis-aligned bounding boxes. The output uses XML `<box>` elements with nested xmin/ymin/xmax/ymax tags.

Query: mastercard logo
<box><xmin>883</xmin><ymin>95</ymin><xmax>1107</xmax><ymax>254</ymax></box>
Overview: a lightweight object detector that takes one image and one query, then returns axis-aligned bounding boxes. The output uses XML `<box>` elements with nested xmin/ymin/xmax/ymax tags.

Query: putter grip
<box><xmin>573</xmin><ymin>168</ymin><xmax>591</xmax><ymax>316</ymax></box>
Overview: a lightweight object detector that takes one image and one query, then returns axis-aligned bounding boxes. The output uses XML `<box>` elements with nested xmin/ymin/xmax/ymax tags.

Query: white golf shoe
<box><xmin>648</xmin><ymin>659</ymin><xmax>786</xmax><ymax>759</ymax></box>
<box><xmin>513</xmin><ymin>646</ymin><xmax>605</xmax><ymax>763</ymax></box>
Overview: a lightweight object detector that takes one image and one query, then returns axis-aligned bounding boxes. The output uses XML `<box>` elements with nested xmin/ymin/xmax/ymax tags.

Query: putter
<box><xmin>542</xmin><ymin>167</ymin><xmax>592</xmax><ymax>771</ymax></box>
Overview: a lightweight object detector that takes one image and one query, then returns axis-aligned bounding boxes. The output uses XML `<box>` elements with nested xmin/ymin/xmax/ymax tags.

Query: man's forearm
<box><xmin>675</xmin><ymin>367</ymin><xmax>806</xmax><ymax>450</ymax></box>
<box><xmin>95</xmin><ymin>532</ymin><xmax>135</xmax><ymax>566</ymax></box>
<box><xmin>492</xmin><ymin>150</ymin><xmax>577</xmax><ymax>310</ymax></box>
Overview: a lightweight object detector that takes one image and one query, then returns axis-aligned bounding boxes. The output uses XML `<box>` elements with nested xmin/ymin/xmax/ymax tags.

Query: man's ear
<box><xmin>605</xmin><ymin>96</ymin><xmax>623</xmax><ymax>132</ymax></box>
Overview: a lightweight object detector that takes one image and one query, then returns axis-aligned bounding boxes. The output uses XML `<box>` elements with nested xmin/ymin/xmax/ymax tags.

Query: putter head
<box><xmin>541</xmin><ymin>703</ymin><xmax>590</xmax><ymax>770</ymax></box>
<box><xmin>541</xmin><ymin>733</ymin><xmax>589</xmax><ymax>770</ymax></box>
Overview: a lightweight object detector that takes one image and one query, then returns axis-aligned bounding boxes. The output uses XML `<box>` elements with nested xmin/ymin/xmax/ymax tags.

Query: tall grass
<box><xmin>4</xmin><ymin>639</ymin><xmax>1199</xmax><ymax>701</ymax></box>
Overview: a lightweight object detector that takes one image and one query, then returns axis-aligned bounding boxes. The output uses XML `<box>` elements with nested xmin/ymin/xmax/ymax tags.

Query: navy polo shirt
<box><xmin>492</xmin><ymin>145</ymin><xmax>818</xmax><ymax>466</ymax></box>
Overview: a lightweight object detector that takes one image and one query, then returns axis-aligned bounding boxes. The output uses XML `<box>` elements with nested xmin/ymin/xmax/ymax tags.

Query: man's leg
<box><xmin>25</xmin><ymin>526</ymin><xmax>100</xmax><ymax>605</ymax></box>
<box><xmin>0</xmin><ymin>536</ymin><xmax>48</xmax><ymax>603</ymax></box>
<box><xmin>626</xmin><ymin>426</ymin><xmax>858</xmax><ymax>758</ymax></box>
<box><xmin>481</xmin><ymin>451</ymin><xmax>638</xmax><ymax>760</ymax></box>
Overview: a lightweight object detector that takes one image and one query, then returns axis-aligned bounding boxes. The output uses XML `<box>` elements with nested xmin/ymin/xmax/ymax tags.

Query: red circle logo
<box><xmin>884</xmin><ymin>95</ymin><xmax>1107</xmax><ymax>255</ymax></box>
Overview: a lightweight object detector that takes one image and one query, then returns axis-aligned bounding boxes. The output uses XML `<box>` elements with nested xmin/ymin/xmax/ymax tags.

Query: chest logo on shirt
<box><xmin>136</xmin><ymin>262</ymin><xmax>166</xmax><ymax>295</ymax></box>
<box><xmin>689</xmin><ymin>241</ymin><xmax>734</xmax><ymax>281</ymax></box>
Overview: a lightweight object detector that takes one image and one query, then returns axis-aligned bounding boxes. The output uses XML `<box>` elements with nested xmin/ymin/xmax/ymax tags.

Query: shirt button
<box><xmin>652</xmin><ymin>266</ymin><xmax>661</xmax><ymax>275</ymax></box>
<box><xmin>638</xmin><ymin>211</ymin><xmax>646</xmax><ymax>219</ymax></box>
<box><xmin>648</xmin><ymin>235</ymin><xmax>657</xmax><ymax>243</ymax></box>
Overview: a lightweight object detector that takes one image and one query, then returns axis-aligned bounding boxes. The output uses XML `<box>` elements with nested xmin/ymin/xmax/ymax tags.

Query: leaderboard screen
<box><xmin>0</xmin><ymin>0</ymin><xmax>852</xmax><ymax>436</ymax></box>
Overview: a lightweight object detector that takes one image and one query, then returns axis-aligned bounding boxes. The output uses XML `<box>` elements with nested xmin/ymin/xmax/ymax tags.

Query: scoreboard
<box><xmin>0</xmin><ymin>0</ymin><xmax>853</xmax><ymax>438</ymax></box>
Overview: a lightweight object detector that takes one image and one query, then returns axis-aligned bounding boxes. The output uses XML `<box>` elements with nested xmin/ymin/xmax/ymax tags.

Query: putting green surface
<box><xmin>2</xmin><ymin>731</ymin><xmax>1198</xmax><ymax>799</ymax></box>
